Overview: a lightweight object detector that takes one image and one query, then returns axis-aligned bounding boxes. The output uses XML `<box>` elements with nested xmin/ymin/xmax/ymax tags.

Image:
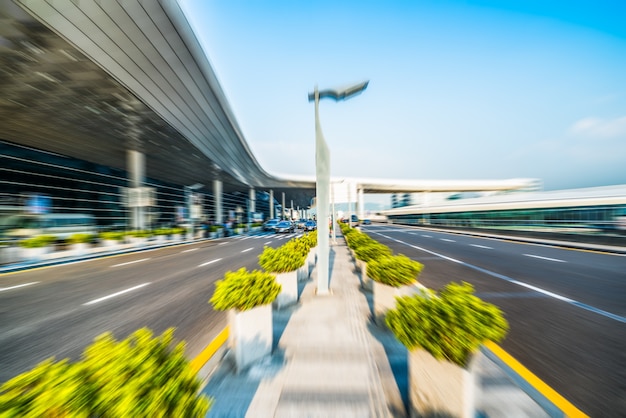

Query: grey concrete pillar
<box><xmin>214</xmin><ymin>180</ymin><xmax>223</xmax><ymax>224</ymax></box>
<box><xmin>282</xmin><ymin>192</ymin><xmax>286</xmax><ymax>220</ymax></box>
<box><xmin>249</xmin><ymin>187</ymin><xmax>255</xmax><ymax>224</ymax></box>
<box><xmin>127</xmin><ymin>149</ymin><xmax>145</xmax><ymax>230</ymax></box>
<box><xmin>269</xmin><ymin>189</ymin><xmax>274</xmax><ymax>219</ymax></box>
<box><xmin>358</xmin><ymin>187</ymin><xmax>365</xmax><ymax>220</ymax></box>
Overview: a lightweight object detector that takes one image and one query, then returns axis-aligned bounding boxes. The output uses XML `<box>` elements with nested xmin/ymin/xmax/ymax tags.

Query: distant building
<box><xmin>391</xmin><ymin>193</ymin><xmax>413</xmax><ymax>208</ymax></box>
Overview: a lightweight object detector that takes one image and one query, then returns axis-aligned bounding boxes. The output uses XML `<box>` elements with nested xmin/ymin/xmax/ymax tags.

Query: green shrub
<box><xmin>386</xmin><ymin>282</ymin><xmax>508</xmax><ymax>367</ymax></box>
<box><xmin>0</xmin><ymin>328</ymin><xmax>212</xmax><ymax>417</ymax></box>
<box><xmin>210</xmin><ymin>268</ymin><xmax>281</xmax><ymax>311</ymax></box>
<box><xmin>235</xmin><ymin>223</ymin><xmax>246</xmax><ymax>229</ymax></box>
<box><xmin>258</xmin><ymin>244</ymin><xmax>306</xmax><ymax>273</ymax></box>
<box><xmin>99</xmin><ymin>231</ymin><xmax>125</xmax><ymax>241</ymax></box>
<box><xmin>367</xmin><ymin>254</ymin><xmax>423</xmax><ymax>287</ymax></box>
<box><xmin>353</xmin><ymin>242</ymin><xmax>392</xmax><ymax>262</ymax></box>
<box><xmin>128</xmin><ymin>230</ymin><xmax>151</xmax><ymax>238</ymax></box>
<box><xmin>19</xmin><ymin>235</ymin><xmax>56</xmax><ymax>248</ymax></box>
<box><xmin>345</xmin><ymin>230</ymin><xmax>375</xmax><ymax>249</ymax></box>
<box><xmin>300</xmin><ymin>231</ymin><xmax>317</xmax><ymax>248</ymax></box>
<box><xmin>68</xmin><ymin>233</ymin><xmax>93</xmax><ymax>244</ymax></box>
<box><xmin>171</xmin><ymin>227</ymin><xmax>186</xmax><ymax>235</ymax></box>
<box><xmin>153</xmin><ymin>228</ymin><xmax>171</xmax><ymax>236</ymax></box>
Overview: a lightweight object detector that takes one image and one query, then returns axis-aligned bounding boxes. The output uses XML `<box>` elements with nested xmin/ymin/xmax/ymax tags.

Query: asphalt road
<box><xmin>363</xmin><ymin>224</ymin><xmax>626</xmax><ymax>418</ymax></box>
<box><xmin>2</xmin><ymin>226</ymin><xmax>625</xmax><ymax>416</ymax></box>
<box><xmin>0</xmin><ymin>231</ymin><xmax>299</xmax><ymax>384</ymax></box>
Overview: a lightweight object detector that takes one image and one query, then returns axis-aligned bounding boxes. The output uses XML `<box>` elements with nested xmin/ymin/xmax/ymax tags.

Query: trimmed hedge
<box><xmin>19</xmin><ymin>235</ymin><xmax>56</xmax><ymax>248</ymax></box>
<box><xmin>68</xmin><ymin>233</ymin><xmax>93</xmax><ymax>244</ymax></box>
<box><xmin>367</xmin><ymin>254</ymin><xmax>423</xmax><ymax>287</ymax></box>
<box><xmin>210</xmin><ymin>268</ymin><xmax>281</xmax><ymax>311</ymax></box>
<box><xmin>0</xmin><ymin>328</ymin><xmax>211</xmax><ymax>417</ymax></box>
<box><xmin>386</xmin><ymin>282</ymin><xmax>508</xmax><ymax>367</ymax></box>
<box><xmin>99</xmin><ymin>231</ymin><xmax>125</xmax><ymax>241</ymax></box>
<box><xmin>258</xmin><ymin>244</ymin><xmax>306</xmax><ymax>273</ymax></box>
<box><xmin>353</xmin><ymin>242</ymin><xmax>392</xmax><ymax>262</ymax></box>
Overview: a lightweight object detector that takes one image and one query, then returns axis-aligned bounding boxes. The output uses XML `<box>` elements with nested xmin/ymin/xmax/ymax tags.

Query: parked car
<box><xmin>304</xmin><ymin>220</ymin><xmax>317</xmax><ymax>231</ymax></box>
<box><xmin>362</xmin><ymin>219</ymin><xmax>371</xmax><ymax>225</ymax></box>
<box><xmin>263</xmin><ymin>219</ymin><xmax>280</xmax><ymax>231</ymax></box>
<box><xmin>275</xmin><ymin>220</ymin><xmax>294</xmax><ymax>233</ymax></box>
<box><xmin>296</xmin><ymin>219</ymin><xmax>307</xmax><ymax>229</ymax></box>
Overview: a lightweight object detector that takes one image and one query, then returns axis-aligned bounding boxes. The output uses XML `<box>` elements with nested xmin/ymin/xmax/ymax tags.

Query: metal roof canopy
<box><xmin>0</xmin><ymin>0</ymin><xmax>314</xmax><ymax>204</ymax></box>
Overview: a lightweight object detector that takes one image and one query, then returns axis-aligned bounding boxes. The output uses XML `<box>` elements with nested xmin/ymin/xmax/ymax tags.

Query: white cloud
<box><xmin>569</xmin><ymin>116</ymin><xmax>626</xmax><ymax>139</ymax></box>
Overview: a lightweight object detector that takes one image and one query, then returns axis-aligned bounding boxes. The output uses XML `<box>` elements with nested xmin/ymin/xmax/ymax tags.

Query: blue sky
<box><xmin>180</xmin><ymin>0</ymin><xmax>626</xmax><ymax>202</ymax></box>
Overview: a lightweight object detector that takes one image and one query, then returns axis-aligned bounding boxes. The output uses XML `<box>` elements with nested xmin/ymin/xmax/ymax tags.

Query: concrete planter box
<box><xmin>71</xmin><ymin>243</ymin><xmax>89</xmax><ymax>256</ymax></box>
<box><xmin>305</xmin><ymin>248</ymin><xmax>317</xmax><ymax>275</ymax></box>
<box><xmin>297</xmin><ymin>263</ymin><xmax>308</xmax><ymax>282</ymax></box>
<box><xmin>171</xmin><ymin>233</ymin><xmax>182</xmax><ymax>241</ymax></box>
<box><xmin>209</xmin><ymin>232</ymin><xmax>218</xmax><ymax>239</ymax></box>
<box><xmin>356</xmin><ymin>259</ymin><xmax>372</xmax><ymax>290</ymax></box>
<box><xmin>229</xmin><ymin>303</ymin><xmax>273</xmax><ymax>372</ymax></box>
<box><xmin>274</xmin><ymin>270</ymin><xmax>298</xmax><ymax>309</ymax></box>
<box><xmin>21</xmin><ymin>246</ymin><xmax>50</xmax><ymax>262</ymax></box>
<box><xmin>102</xmin><ymin>239</ymin><xmax>121</xmax><ymax>249</ymax></box>
<box><xmin>373</xmin><ymin>280</ymin><xmax>416</xmax><ymax>324</ymax></box>
<box><xmin>234</xmin><ymin>227</ymin><xmax>244</xmax><ymax>235</ymax></box>
<box><xmin>409</xmin><ymin>349</ymin><xmax>476</xmax><ymax>418</ymax></box>
<box><xmin>0</xmin><ymin>245</ymin><xmax>21</xmax><ymax>265</ymax></box>
<box><xmin>154</xmin><ymin>235</ymin><xmax>167</xmax><ymax>243</ymax></box>
<box><xmin>129</xmin><ymin>236</ymin><xmax>147</xmax><ymax>246</ymax></box>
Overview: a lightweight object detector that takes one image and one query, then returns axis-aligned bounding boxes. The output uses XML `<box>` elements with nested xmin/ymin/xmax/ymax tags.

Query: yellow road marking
<box><xmin>484</xmin><ymin>341</ymin><xmax>589</xmax><ymax>418</ymax></box>
<box><xmin>190</xmin><ymin>326</ymin><xmax>229</xmax><ymax>373</ymax></box>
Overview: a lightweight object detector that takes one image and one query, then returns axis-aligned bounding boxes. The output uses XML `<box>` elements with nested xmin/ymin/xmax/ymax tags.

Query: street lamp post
<box><xmin>308</xmin><ymin>81</ymin><xmax>369</xmax><ymax>295</ymax></box>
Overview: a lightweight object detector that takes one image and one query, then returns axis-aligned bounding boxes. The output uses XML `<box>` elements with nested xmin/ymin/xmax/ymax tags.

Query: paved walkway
<box><xmin>202</xmin><ymin>238</ymin><xmax>405</xmax><ymax>418</ymax></box>
<box><xmin>200</xmin><ymin>233</ymin><xmax>555</xmax><ymax>417</ymax></box>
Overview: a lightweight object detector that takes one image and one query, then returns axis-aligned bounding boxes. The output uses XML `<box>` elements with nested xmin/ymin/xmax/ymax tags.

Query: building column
<box><xmin>358</xmin><ymin>187</ymin><xmax>364</xmax><ymax>220</ymax></box>
<box><xmin>127</xmin><ymin>149</ymin><xmax>145</xmax><ymax>230</ymax></box>
<box><xmin>282</xmin><ymin>192</ymin><xmax>286</xmax><ymax>220</ymax></box>
<box><xmin>214</xmin><ymin>180</ymin><xmax>223</xmax><ymax>224</ymax></box>
<box><xmin>249</xmin><ymin>187</ymin><xmax>256</xmax><ymax>222</ymax></box>
<box><xmin>269</xmin><ymin>189</ymin><xmax>274</xmax><ymax>219</ymax></box>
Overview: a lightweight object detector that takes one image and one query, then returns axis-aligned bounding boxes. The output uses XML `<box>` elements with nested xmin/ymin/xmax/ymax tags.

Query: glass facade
<box><xmin>389</xmin><ymin>205</ymin><xmax>626</xmax><ymax>235</ymax></box>
<box><xmin>0</xmin><ymin>140</ymin><xmax>274</xmax><ymax>230</ymax></box>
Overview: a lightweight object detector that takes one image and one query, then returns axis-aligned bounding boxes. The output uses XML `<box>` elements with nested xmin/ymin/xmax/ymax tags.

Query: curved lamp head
<box><xmin>308</xmin><ymin>80</ymin><xmax>369</xmax><ymax>102</ymax></box>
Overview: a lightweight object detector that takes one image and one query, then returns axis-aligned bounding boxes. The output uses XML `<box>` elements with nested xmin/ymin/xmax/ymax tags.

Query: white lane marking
<box><xmin>241</xmin><ymin>248</ymin><xmax>253</xmax><ymax>253</ymax></box>
<box><xmin>0</xmin><ymin>282</ymin><xmax>39</xmax><ymax>292</ymax></box>
<box><xmin>264</xmin><ymin>241</ymin><xmax>272</xmax><ymax>245</ymax></box>
<box><xmin>83</xmin><ymin>283</ymin><xmax>150</xmax><ymax>306</ymax></box>
<box><xmin>182</xmin><ymin>248</ymin><xmax>198</xmax><ymax>253</ymax></box>
<box><xmin>218</xmin><ymin>242</ymin><xmax>228</xmax><ymax>245</ymax></box>
<box><xmin>421</xmin><ymin>235</ymin><xmax>432</xmax><ymax>238</ymax></box>
<box><xmin>470</xmin><ymin>244</ymin><xmax>493</xmax><ymax>249</ymax></box>
<box><xmin>524</xmin><ymin>254</ymin><xmax>566</xmax><ymax>263</ymax></box>
<box><xmin>199</xmin><ymin>258</ymin><xmax>222</xmax><ymax>267</ymax></box>
<box><xmin>111</xmin><ymin>258</ymin><xmax>150</xmax><ymax>268</ymax></box>
<box><xmin>440</xmin><ymin>238</ymin><xmax>455</xmax><ymax>242</ymax></box>
<box><xmin>372</xmin><ymin>231</ymin><xmax>625</xmax><ymax>323</ymax></box>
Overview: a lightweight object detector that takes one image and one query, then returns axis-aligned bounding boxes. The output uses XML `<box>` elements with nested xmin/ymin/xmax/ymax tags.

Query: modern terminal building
<box><xmin>2</xmin><ymin>0</ymin><xmax>622</xmax><ymax>251</ymax></box>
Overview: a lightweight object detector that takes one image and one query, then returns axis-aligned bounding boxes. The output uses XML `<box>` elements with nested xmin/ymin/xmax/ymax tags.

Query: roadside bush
<box><xmin>210</xmin><ymin>268</ymin><xmax>281</xmax><ymax>311</ymax></box>
<box><xmin>68</xmin><ymin>233</ymin><xmax>93</xmax><ymax>244</ymax></box>
<box><xmin>153</xmin><ymin>228</ymin><xmax>172</xmax><ymax>236</ymax></box>
<box><xmin>386</xmin><ymin>282</ymin><xmax>508</xmax><ymax>367</ymax></box>
<box><xmin>99</xmin><ymin>231</ymin><xmax>125</xmax><ymax>241</ymax></box>
<box><xmin>367</xmin><ymin>254</ymin><xmax>423</xmax><ymax>287</ymax></box>
<box><xmin>259</xmin><ymin>244</ymin><xmax>306</xmax><ymax>273</ymax></box>
<box><xmin>0</xmin><ymin>328</ymin><xmax>212</xmax><ymax>417</ymax></box>
<box><xmin>18</xmin><ymin>235</ymin><xmax>56</xmax><ymax>248</ymax></box>
<box><xmin>128</xmin><ymin>230</ymin><xmax>152</xmax><ymax>238</ymax></box>
<box><xmin>353</xmin><ymin>242</ymin><xmax>392</xmax><ymax>262</ymax></box>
